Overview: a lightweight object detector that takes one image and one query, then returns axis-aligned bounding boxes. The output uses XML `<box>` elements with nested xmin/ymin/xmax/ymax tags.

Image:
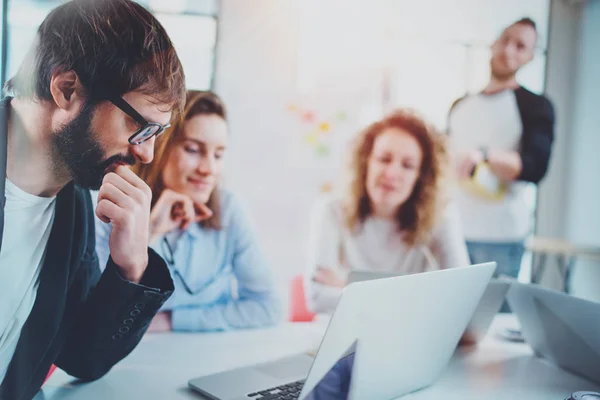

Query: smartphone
<box><xmin>498</xmin><ymin>327</ymin><xmax>525</xmax><ymax>342</ymax></box>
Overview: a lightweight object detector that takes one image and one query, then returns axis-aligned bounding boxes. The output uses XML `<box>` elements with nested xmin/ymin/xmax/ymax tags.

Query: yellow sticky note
<box><xmin>305</xmin><ymin>133</ymin><xmax>318</xmax><ymax>145</ymax></box>
<box><xmin>461</xmin><ymin>163</ymin><xmax>507</xmax><ymax>201</ymax></box>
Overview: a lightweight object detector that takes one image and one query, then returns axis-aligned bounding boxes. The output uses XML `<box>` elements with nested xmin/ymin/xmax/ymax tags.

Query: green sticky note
<box><xmin>316</xmin><ymin>144</ymin><xmax>330</xmax><ymax>157</ymax></box>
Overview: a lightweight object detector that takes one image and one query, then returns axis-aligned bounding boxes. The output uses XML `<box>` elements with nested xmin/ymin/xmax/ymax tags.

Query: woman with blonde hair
<box><xmin>95</xmin><ymin>90</ymin><xmax>281</xmax><ymax>331</ymax></box>
<box><xmin>306</xmin><ymin>109</ymin><xmax>469</xmax><ymax>314</ymax></box>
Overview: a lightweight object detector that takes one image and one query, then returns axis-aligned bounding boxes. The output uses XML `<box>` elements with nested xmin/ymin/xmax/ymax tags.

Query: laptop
<box><xmin>348</xmin><ymin>270</ymin><xmax>511</xmax><ymax>345</ymax></box>
<box><xmin>507</xmin><ymin>282</ymin><xmax>600</xmax><ymax>384</ymax></box>
<box><xmin>188</xmin><ymin>262</ymin><xmax>496</xmax><ymax>400</ymax></box>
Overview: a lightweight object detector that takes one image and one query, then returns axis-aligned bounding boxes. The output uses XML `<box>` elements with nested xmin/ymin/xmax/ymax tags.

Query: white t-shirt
<box><xmin>448</xmin><ymin>90</ymin><xmax>535</xmax><ymax>242</ymax></box>
<box><xmin>0</xmin><ymin>179</ymin><xmax>56</xmax><ymax>383</ymax></box>
<box><xmin>305</xmin><ymin>196</ymin><xmax>470</xmax><ymax>314</ymax></box>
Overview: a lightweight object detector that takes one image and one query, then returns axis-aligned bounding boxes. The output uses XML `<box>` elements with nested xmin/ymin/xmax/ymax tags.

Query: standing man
<box><xmin>448</xmin><ymin>18</ymin><xmax>555</xmax><ymax>309</ymax></box>
<box><xmin>0</xmin><ymin>1</ymin><xmax>185</xmax><ymax>398</ymax></box>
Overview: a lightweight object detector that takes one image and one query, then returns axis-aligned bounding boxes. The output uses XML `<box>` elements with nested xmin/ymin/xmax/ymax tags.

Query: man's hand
<box><xmin>96</xmin><ymin>166</ymin><xmax>152</xmax><ymax>283</ymax></box>
<box><xmin>149</xmin><ymin>189</ymin><xmax>212</xmax><ymax>243</ymax></box>
<box><xmin>313</xmin><ymin>266</ymin><xmax>347</xmax><ymax>288</ymax></box>
<box><xmin>485</xmin><ymin>149</ymin><xmax>523</xmax><ymax>182</ymax></box>
<box><xmin>456</xmin><ymin>149</ymin><xmax>484</xmax><ymax>180</ymax></box>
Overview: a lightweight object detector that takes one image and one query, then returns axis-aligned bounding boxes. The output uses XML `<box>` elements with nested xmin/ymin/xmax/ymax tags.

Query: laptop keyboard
<box><xmin>247</xmin><ymin>380</ymin><xmax>304</xmax><ymax>399</ymax></box>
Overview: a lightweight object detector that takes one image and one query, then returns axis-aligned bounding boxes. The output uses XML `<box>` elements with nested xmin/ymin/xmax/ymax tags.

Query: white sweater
<box><xmin>305</xmin><ymin>196</ymin><xmax>470</xmax><ymax>314</ymax></box>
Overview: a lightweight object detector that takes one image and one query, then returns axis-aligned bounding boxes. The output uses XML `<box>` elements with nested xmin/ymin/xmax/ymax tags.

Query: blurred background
<box><xmin>1</xmin><ymin>0</ymin><xmax>598</xmax><ymax>309</ymax></box>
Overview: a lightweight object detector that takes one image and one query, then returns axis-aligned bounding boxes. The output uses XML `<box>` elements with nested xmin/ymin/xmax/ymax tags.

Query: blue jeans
<box><xmin>466</xmin><ymin>241</ymin><xmax>525</xmax><ymax>313</ymax></box>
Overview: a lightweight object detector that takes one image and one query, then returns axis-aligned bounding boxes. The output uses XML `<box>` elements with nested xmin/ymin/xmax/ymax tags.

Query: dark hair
<box><xmin>184</xmin><ymin>91</ymin><xmax>227</xmax><ymax>120</ymax></box>
<box><xmin>135</xmin><ymin>91</ymin><xmax>228</xmax><ymax>230</ymax></box>
<box><xmin>4</xmin><ymin>0</ymin><xmax>185</xmax><ymax>115</ymax></box>
<box><xmin>513</xmin><ymin>17</ymin><xmax>537</xmax><ymax>32</ymax></box>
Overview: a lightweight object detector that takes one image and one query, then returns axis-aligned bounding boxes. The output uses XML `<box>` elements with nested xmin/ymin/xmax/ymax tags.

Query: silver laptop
<box><xmin>460</xmin><ymin>278</ymin><xmax>511</xmax><ymax>344</ymax></box>
<box><xmin>188</xmin><ymin>262</ymin><xmax>496</xmax><ymax>400</ymax></box>
<box><xmin>348</xmin><ymin>270</ymin><xmax>511</xmax><ymax>345</ymax></box>
<box><xmin>507</xmin><ymin>282</ymin><xmax>600</xmax><ymax>384</ymax></box>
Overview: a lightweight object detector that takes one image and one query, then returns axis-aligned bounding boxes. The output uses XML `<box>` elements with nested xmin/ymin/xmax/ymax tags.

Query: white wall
<box><xmin>538</xmin><ymin>0</ymin><xmax>582</xmax><ymax>241</ymax></box>
<box><xmin>213</xmin><ymin>0</ymin><xmax>366</xmax><ymax>295</ymax></box>
<box><xmin>535</xmin><ymin>0</ymin><xmax>583</xmax><ymax>289</ymax></box>
<box><xmin>563</xmin><ymin>0</ymin><xmax>600</xmax><ymax>301</ymax></box>
<box><xmin>537</xmin><ymin>0</ymin><xmax>600</xmax><ymax>300</ymax></box>
<box><xmin>213</xmin><ymin>0</ymin><xmax>316</xmax><ymax>296</ymax></box>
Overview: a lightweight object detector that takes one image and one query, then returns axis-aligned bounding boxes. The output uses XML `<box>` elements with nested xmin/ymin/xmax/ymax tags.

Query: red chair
<box><xmin>44</xmin><ymin>364</ymin><xmax>57</xmax><ymax>384</ymax></box>
<box><xmin>289</xmin><ymin>275</ymin><xmax>316</xmax><ymax>322</ymax></box>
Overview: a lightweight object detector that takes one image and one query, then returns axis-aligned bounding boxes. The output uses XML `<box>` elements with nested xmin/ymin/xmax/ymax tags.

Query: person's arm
<box><xmin>53</xmin><ymin>189</ymin><xmax>173</xmax><ymax>381</ymax></box>
<box><xmin>515</xmin><ymin>92</ymin><xmax>555</xmax><ymax>184</ymax></box>
<box><xmin>486</xmin><ymin>149</ymin><xmax>523</xmax><ymax>182</ymax></box>
<box><xmin>455</xmin><ymin>147</ymin><xmax>522</xmax><ymax>183</ymax></box>
<box><xmin>171</xmin><ymin>197</ymin><xmax>282</xmax><ymax>331</ymax></box>
<box><xmin>428</xmin><ymin>202</ymin><xmax>470</xmax><ymax>270</ymax></box>
<box><xmin>450</xmin><ymin>93</ymin><xmax>554</xmax><ymax>185</ymax></box>
<box><xmin>305</xmin><ymin>198</ymin><xmax>346</xmax><ymax>314</ymax></box>
<box><xmin>483</xmin><ymin>93</ymin><xmax>555</xmax><ymax>183</ymax></box>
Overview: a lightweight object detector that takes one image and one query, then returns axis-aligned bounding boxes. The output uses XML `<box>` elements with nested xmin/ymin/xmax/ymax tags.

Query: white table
<box><xmin>36</xmin><ymin>316</ymin><xmax>600</xmax><ymax>400</ymax></box>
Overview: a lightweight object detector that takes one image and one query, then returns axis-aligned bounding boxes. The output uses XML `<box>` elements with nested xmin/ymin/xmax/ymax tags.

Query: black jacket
<box><xmin>0</xmin><ymin>98</ymin><xmax>174</xmax><ymax>400</ymax></box>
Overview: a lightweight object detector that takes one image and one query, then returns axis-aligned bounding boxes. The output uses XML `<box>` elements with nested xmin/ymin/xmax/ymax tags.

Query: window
<box><xmin>0</xmin><ymin>0</ymin><xmax>218</xmax><ymax>90</ymax></box>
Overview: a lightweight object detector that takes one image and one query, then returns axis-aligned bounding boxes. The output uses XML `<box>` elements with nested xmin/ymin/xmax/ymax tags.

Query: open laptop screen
<box><xmin>304</xmin><ymin>341</ymin><xmax>358</xmax><ymax>400</ymax></box>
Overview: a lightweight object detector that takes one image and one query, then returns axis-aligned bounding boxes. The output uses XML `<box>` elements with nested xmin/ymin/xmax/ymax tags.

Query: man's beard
<box><xmin>490</xmin><ymin>58</ymin><xmax>516</xmax><ymax>82</ymax></box>
<box><xmin>51</xmin><ymin>103</ymin><xmax>136</xmax><ymax>190</ymax></box>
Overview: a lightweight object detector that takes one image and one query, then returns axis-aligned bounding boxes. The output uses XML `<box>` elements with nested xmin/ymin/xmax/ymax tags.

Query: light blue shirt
<box><xmin>94</xmin><ymin>190</ymin><xmax>282</xmax><ymax>331</ymax></box>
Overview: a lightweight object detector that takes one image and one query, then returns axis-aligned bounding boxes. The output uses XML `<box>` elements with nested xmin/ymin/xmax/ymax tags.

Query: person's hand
<box><xmin>147</xmin><ymin>311</ymin><xmax>172</xmax><ymax>333</ymax></box>
<box><xmin>95</xmin><ymin>166</ymin><xmax>152</xmax><ymax>283</ymax></box>
<box><xmin>313</xmin><ymin>266</ymin><xmax>347</xmax><ymax>288</ymax></box>
<box><xmin>149</xmin><ymin>189</ymin><xmax>213</xmax><ymax>243</ymax></box>
<box><xmin>456</xmin><ymin>149</ymin><xmax>485</xmax><ymax>180</ymax></box>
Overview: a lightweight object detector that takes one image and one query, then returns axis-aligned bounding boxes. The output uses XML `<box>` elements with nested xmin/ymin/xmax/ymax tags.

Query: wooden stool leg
<box><xmin>561</xmin><ymin>256</ymin><xmax>576</xmax><ymax>293</ymax></box>
<box><xmin>532</xmin><ymin>253</ymin><xmax>547</xmax><ymax>284</ymax></box>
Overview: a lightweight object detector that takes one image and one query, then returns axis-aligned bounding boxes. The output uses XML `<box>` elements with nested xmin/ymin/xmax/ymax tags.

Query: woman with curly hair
<box><xmin>306</xmin><ymin>109</ymin><xmax>469</xmax><ymax>314</ymax></box>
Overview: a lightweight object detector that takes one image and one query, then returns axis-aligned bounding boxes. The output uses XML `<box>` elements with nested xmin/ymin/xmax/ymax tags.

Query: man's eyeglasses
<box><xmin>109</xmin><ymin>96</ymin><xmax>171</xmax><ymax>145</ymax></box>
